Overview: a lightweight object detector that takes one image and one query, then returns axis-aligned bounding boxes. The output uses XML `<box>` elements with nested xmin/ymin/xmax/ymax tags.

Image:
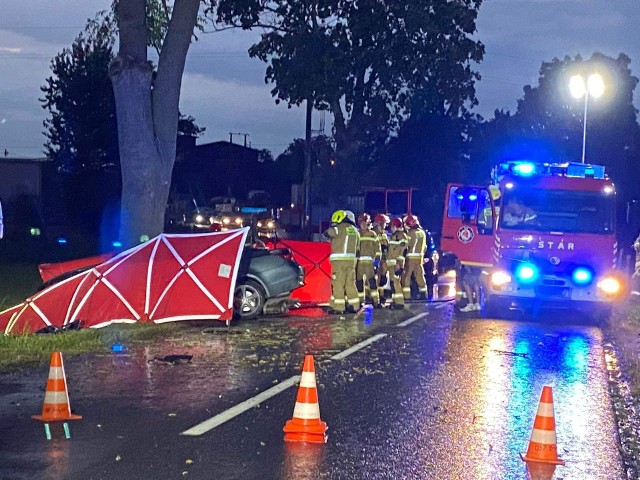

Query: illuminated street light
<box><xmin>569</xmin><ymin>73</ymin><xmax>604</xmax><ymax>164</ymax></box>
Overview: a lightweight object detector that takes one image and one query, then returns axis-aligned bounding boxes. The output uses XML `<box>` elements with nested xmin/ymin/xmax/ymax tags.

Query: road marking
<box><xmin>180</xmin><ymin>375</ymin><xmax>301</xmax><ymax>436</ymax></box>
<box><xmin>182</xmin><ymin>310</ymin><xmax>433</xmax><ymax>436</ymax></box>
<box><xmin>396</xmin><ymin>312</ymin><xmax>429</xmax><ymax>327</ymax></box>
<box><xmin>330</xmin><ymin>333</ymin><xmax>387</xmax><ymax>360</ymax></box>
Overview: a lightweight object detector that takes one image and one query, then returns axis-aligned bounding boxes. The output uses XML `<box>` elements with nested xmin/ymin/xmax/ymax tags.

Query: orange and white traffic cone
<box><xmin>32</xmin><ymin>352</ymin><xmax>81</xmax><ymax>440</ymax></box>
<box><xmin>520</xmin><ymin>386</ymin><xmax>565</xmax><ymax>465</ymax></box>
<box><xmin>283</xmin><ymin>355</ymin><xmax>328</xmax><ymax>444</ymax></box>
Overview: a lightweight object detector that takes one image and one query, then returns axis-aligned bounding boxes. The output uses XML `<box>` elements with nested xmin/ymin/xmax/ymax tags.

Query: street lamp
<box><xmin>569</xmin><ymin>73</ymin><xmax>604</xmax><ymax>164</ymax></box>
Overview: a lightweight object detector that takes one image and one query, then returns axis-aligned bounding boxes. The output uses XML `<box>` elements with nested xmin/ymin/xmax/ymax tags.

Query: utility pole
<box><xmin>303</xmin><ymin>98</ymin><xmax>313</xmax><ymax>239</ymax></box>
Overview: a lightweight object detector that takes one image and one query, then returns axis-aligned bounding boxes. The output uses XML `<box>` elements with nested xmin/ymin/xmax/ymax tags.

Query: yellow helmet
<box><xmin>331</xmin><ymin>210</ymin><xmax>346</xmax><ymax>224</ymax></box>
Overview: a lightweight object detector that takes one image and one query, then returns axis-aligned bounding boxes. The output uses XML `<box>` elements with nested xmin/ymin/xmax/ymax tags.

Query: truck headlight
<box><xmin>490</xmin><ymin>270</ymin><xmax>511</xmax><ymax>287</ymax></box>
<box><xmin>598</xmin><ymin>276</ymin><xmax>621</xmax><ymax>295</ymax></box>
<box><xmin>195</xmin><ymin>214</ymin><xmax>204</xmax><ymax>224</ymax></box>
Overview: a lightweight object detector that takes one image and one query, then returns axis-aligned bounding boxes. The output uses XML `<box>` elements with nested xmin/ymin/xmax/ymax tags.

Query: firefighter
<box><xmin>324</xmin><ymin>209</ymin><xmax>361</xmax><ymax>314</ymax></box>
<box><xmin>373</xmin><ymin>213</ymin><xmax>390</xmax><ymax>302</ymax></box>
<box><xmin>402</xmin><ymin>214</ymin><xmax>428</xmax><ymax>301</ymax></box>
<box><xmin>387</xmin><ymin>217</ymin><xmax>408</xmax><ymax>309</ymax></box>
<box><xmin>356</xmin><ymin>213</ymin><xmax>382</xmax><ymax>308</ymax></box>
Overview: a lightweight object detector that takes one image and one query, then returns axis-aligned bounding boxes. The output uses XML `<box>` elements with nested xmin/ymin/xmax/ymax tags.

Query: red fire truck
<box><xmin>441</xmin><ymin>161</ymin><xmax>627</xmax><ymax>316</ymax></box>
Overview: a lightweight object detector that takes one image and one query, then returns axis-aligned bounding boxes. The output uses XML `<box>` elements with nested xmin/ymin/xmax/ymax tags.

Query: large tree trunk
<box><xmin>110</xmin><ymin>57</ymin><xmax>164</xmax><ymax>247</ymax></box>
<box><xmin>110</xmin><ymin>0</ymin><xmax>199</xmax><ymax>248</ymax></box>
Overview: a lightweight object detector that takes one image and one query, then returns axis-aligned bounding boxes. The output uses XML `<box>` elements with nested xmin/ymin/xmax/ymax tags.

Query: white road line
<box><xmin>330</xmin><ymin>333</ymin><xmax>387</xmax><ymax>360</ymax></box>
<box><xmin>181</xmin><ymin>309</ymin><xmax>432</xmax><ymax>436</ymax></box>
<box><xmin>180</xmin><ymin>375</ymin><xmax>301</xmax><ymax>436</ymax></box>
<box><xmin>396</xmin><ymin>312</ymin><xmax>429</xmax><ymax>327</ymax></box>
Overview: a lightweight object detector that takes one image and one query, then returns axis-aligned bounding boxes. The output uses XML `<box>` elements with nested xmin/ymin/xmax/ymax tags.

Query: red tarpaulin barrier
<box><xmin>39</xmin><ymin>253</ymin><xmax>113</xmax><ymax>283</ymax></box>
<box><xmin>0</xmin><ymin>230</ymin><xmax>248</xmax><ymax>334</ymax></box>
<box><xmin>271</xmin><ymin>240</ymin><xmax>331</xmax><ymax>305</ymax></box>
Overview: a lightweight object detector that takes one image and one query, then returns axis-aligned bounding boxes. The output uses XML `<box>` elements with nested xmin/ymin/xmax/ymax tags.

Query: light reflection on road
<box><xmin>451</xmin><ymin>318</ymin><xmax>622</xmax><ymax>479</ymax></box>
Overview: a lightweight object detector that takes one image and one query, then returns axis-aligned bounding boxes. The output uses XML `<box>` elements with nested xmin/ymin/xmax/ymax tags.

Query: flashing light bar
<box><xmin>493</xmin><ymin>160</ymin><xmax>606</xmax><ymax>183</ymax></box>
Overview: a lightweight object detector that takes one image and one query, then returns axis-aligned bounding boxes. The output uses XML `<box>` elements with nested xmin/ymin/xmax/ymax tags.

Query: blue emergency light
<box><xmin>515</xmin><ymin>263</ymin><xmax>538</xmax><ymax>283</ymax></box>
<box><xmin>512</xmin><ymin>162</ymin><xmax>536</xmax><ymax>176</ymax></box>
<box><xmin>572</xmin><ymin>267</ymin><xmax>593</xmax><ymax>285</ymax></box>
<box><xmin>112</xmin><ymin>241</ymin><xmax>123</xmax><ymax>248</ymax></box>
<box><xmin>57</xmin><ymin>237</ymin><xmax>68</xmax><ymax>245</ymax></box>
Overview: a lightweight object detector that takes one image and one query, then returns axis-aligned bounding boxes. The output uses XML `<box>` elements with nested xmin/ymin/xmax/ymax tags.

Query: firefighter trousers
<box><xmin>402</xmin><ymin>256</ymin><xmax>427</xmax><ymax>300</ymax></box>
<box><xmin>377</xmin><ymin>260</ymin><xmax>388</xmax><ymax>300</ymax></box>
<box><xmin>330</xmin><ymin>258</ymin><xmax>360</xmax><ymax>312</ymax></box>
<box><xmin>388</xmin><ymin>260</ymin><xmax>404</xmax><ymax>306</ymax></box>
<box><xmin>356</xmin><ymin>259</ymin><xmax>380</xmax><ymax>305</ymax></box>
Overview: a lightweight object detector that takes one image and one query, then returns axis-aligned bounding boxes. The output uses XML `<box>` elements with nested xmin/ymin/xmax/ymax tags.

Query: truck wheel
<box><xmin>233</xmin><ymin>279</ymin><xmax>266</xmax><ymax>320</ymax></box>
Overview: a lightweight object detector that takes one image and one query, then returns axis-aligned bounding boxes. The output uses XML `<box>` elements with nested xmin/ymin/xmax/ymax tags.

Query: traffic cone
<box><xmin>33</xmin><ymin>352</ymin><xmax>81</xmax><ymax>439</ymax></box>
<box><xmin>520</xmin><ymin>386</ymin><xmax>565</xmax><ymax>465</ymax></box>
<box><xmin>283</xmin><ymin>355</ymin><xmax>328</xmax><ymax>444</ymax></box>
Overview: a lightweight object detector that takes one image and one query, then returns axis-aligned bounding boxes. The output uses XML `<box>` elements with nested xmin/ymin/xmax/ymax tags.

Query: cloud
<box><xmin>180</xmin><ymin>73</ymin><xmax>307</xmax><ymax>153</ymax></box>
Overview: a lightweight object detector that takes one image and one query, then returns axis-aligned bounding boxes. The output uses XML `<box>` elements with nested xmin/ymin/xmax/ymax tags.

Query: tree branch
<box><xmin>153</xmin><ymin>0</ymin><xmax>200</xmax><ymax>165</ymax></box>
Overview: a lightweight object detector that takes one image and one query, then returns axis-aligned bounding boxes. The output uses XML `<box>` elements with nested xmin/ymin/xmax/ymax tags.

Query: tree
<box><xmin>41</xmin><ymin>9</ymin><xmax>204</xmax><ymax>248</ymax></box>
<box><xmin>42</xmin><ymin>13</ymin><xmax>119</xmax><ymax>173</ymax></box>
<box><xmin>217</xmin><ymin>0</ymin><xmax>485</xmax><ymax>165</ymax></box>
<box><xmin>110</xmin><ymin>0</ymin><xmax>202</xmax><ymax>246</ymax></box>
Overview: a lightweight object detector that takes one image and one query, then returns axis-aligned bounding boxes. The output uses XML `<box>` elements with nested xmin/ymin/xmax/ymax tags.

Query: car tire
<box><xmin>233</xmin><ymin>279</ymin><xmax>266</xmax><ymax>320</ymax></box>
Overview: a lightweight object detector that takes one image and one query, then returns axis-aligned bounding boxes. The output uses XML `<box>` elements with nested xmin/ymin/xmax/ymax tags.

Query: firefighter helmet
<box><xmin>358</xmin><ymin>213</ymin><xmax>371</xmax><ymax>225</ymax></box>
<box><xmin>344</xmin><ymin>210</ymin><xmax>356</xmax><ymax>225</ymax></box>
<box><xmin>331</xmin><ymin>210</ymin><xmax>346</xmax><ymax>224</ymax></box>
<box><xmin>404</xmin><ymin>214</ymin><xmax>420</xmax><ymax>228</ymax></box>
<box><xmin>374</xmin><ymin>213</ymin><xmax>390</xmax><ymax>227</ymax></box>
<box><xmin>390</xmin><ymin>217</ymin><xmax>403</xmax><ymax>229</ymax></box>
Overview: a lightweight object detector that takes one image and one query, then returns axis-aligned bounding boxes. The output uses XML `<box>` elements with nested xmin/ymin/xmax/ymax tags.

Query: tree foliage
<box><xmin>41</xmin><ymin>12</ymin><xmax>119</xmax><ymax>173</ymax></box>
<box><xmin>217</xmin><ymin>0</ymin><xmax>484</xmax><ymax>163</ymax></box>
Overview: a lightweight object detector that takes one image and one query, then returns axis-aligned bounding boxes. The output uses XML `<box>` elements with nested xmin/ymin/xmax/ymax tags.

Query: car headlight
<box><xmin>267</xmin><ymin>221</ymin><xmax>275</xmax><ymax>229</ymax></box>
<box><xmin>223</xmin><ymin>217</ymin><xmax>231</xmax><ymax>225</ymax></box>
<box><xmin>490</xmin><ymin>270</ymin><xmax>511</xmax><ymax>287</ymax></box>
<box><xmin>195</xmin><ymin>214</ymin><xmax>204</xmax><ymax>223</ymax></box>
<box><xmin>257</xmin><ymin>221</ymin><xmax>263</xmax><ymax>227</ymax></box>
<box><xmin>598</xmin><ymin>276</ymin><xmax>621</xmax><ymax>295</ymax></box>
<box><xmin>235</xmin><ymin>217</ymin><xmax>243</xmax><ymax>225</ymax></box>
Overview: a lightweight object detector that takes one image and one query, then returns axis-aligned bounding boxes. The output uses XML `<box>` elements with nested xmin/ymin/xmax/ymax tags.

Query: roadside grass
<box><xmin>0</xmin><ymin>263</ymin><xmax>42</xmax><ymax>310</ymax></box>
<box><xmin>0</xmin><ymin>322</ymin><xmax>181</xmax><ymax>373</ymax></box>
<box><xmin>606</xmin><ymin>301</ymin><xmax>640</xmax><ymax>395</ymax></box>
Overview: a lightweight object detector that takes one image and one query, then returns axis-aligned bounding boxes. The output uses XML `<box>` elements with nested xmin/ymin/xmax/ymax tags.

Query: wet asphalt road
<box><xmin>0</xmin><ymin>303</ymin><xmax>625</xmax><ymax>480</ymax></box>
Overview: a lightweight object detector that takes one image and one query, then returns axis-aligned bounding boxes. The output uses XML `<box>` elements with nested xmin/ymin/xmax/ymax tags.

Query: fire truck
<box><xmin>440</xmin><ymin>160</ymin><xmax>627</xmax><ymax>316</ymax></box>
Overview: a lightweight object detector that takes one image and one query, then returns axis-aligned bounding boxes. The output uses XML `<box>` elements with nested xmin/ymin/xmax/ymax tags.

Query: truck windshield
<box><xmin>500</xmin><ymin>189</ymin><xmax>614</xmax><ymax>234</ymax></box>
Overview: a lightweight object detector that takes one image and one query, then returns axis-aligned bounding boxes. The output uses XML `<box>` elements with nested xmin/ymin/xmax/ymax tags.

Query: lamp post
<box><xmin>569</xmin><ymin>73</ymin><xmax>604</xmax><ymax>164</ymax></box>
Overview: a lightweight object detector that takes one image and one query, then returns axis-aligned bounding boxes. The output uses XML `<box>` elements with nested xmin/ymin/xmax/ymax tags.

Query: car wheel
<box><xmin>234</xmin><ymin>279</ymin><xmax>266</xmax><ymax>320</ymax></box>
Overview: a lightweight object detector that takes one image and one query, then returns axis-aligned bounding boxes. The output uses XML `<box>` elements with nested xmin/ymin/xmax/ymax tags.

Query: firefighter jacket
<box><xmin>387</xmin><ymin>230</ymin><xmax>408</xmax><ymax>267</ymax></box>
<box><xmin>406</xmin><ymin>227</ymin><xmax>426</xmax><ymax>260</ymax></box>
<box><xmin>325</xmin><ymin>222</ymin><xmax>360</xmax><ymax>260</ymax></box>
<box><xmin>358</xmin><ymin>228</ymin><xmax>381</xmax><ymax>261</ymax></box>
<box><xmin>374</xmin><ymin>227</ymin><xmax>388</xmax><ymax>260</ymax></box>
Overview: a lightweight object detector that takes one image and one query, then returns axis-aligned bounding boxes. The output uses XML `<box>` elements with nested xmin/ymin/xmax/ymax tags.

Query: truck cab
<box><xmin>441</xmin><ymin>161</ymin><xmax>627</xmax><ymax>315</ymax></box>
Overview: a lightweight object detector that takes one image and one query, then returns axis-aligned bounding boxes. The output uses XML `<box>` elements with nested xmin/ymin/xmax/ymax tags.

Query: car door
<box><xmin>440</xmin><ymin>184</ymin><xmax>495</xmax><ymax>268</ymax></box>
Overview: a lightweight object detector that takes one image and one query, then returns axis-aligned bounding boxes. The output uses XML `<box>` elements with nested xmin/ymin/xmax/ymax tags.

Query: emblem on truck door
<box><xmin>549</xmin><ymin>256</ymin><xmax>560</xmax><ymax>265</ymax></box>
<box><xmin>457</xmin><ymin>226</ymin><xmax>474</xmax><ymax>244</ymax></box>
